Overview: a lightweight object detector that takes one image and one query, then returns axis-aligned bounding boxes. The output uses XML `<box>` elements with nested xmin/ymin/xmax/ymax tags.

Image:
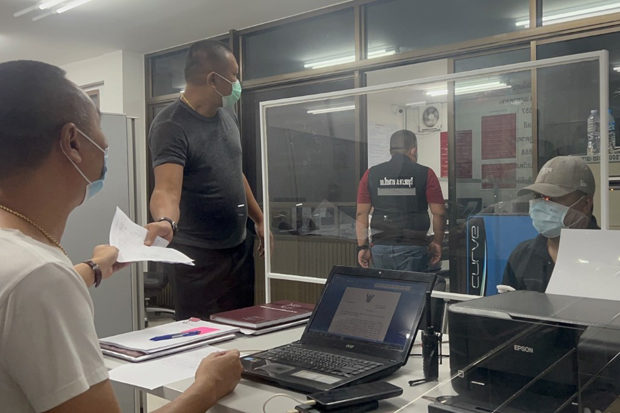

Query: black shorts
<box><xmin>164</xmin><ymin>236</ymin><xmax>255</xmax><ymax>320</ymax></box>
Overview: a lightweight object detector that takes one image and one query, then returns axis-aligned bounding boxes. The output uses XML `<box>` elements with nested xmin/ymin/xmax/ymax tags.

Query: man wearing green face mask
<box><xmin>502</xmin><ymin>156</ymin><xmax>599</xmax><ymax>292</ymax></box>
<box><xmin>146</xmin><ymin>40</ymin><xmax>273</xmax><ymax>320</ymax></box>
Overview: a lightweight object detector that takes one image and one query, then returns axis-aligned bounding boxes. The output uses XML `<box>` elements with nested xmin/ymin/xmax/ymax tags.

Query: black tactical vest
<box><xmin>367</xmin><ymin>154</ymin><xmax>430</xmax><ymax>245</ymax></box>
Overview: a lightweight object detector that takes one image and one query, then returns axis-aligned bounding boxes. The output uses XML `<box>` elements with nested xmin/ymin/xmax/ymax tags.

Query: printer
<box><xmin>429</xmin><ymin>291</ymin><xmax>620</xmax><ymax>413</ymax></box>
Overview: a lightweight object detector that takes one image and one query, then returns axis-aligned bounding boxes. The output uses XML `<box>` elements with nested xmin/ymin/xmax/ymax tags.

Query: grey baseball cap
<box><xmin>517</xmin><ymin>156</ymin><xmax>596</xmax><ymax>197</ymax></box>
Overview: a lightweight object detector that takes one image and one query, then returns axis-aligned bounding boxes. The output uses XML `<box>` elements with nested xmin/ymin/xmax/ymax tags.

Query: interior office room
<box><xmin>3</xmin><ymin>0</ymin><xmax>620</xmax><ymax>412</ymax></box>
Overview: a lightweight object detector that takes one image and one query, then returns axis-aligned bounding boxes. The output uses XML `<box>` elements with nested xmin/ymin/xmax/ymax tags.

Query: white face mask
<box><xmin>61</xmin><ymin>128</ymin><xmax>108</xmax><ymax>203</ymax></box>
<box><xmin>529</xmin><ymin>196</ymin><xmax>587</xmax><ymax>238</ymax></box>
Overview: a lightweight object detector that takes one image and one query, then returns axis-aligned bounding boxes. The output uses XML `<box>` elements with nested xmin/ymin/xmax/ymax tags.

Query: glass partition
<box><xmin>260</xmin><ymin>51</ymin><xmax>609</xmax><ymax>302</ymax></box>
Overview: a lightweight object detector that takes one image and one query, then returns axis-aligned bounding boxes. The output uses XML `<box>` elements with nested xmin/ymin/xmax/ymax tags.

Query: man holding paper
<box><xmin>0</xmin><ymin>61</ymin><xmax>242</xmax><ymax>413</ymax></box>
<box><xmin>146</xmin><ymin>40</ymin><xmax>272</xmax><ymax>319</ymax></box>
<box><xmin>502</xmin><ymin>156</ymin><xmax>599</xmax><ymax>292</ymax></box>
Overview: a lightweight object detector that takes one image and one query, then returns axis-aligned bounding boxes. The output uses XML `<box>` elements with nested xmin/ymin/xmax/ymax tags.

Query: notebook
<box><xmin>210</xmin><ymin>301</ymin><xmax>315</xmax><ymax>329</ymax></box>
<box><xmin>100</xmin><ymin>319</ymin><xmax>239</xmax><ymax>355</ymax></box>
<box><xmin>238</xmin><ymin>319</ymin><xmax>309</xmax><ymax>336</ymax></box>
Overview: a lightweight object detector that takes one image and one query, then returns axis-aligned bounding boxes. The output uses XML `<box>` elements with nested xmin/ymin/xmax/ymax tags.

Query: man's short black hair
<box><xmin>184</xmin><ymin>40</ymin><xmax>233</xmax><ymax>85</ymax></box>
<box><xmin>390</xmin><ymin>130</ymin><xmax>418</xmax><ymax>152</ymax></box>
<box><xmin>0</xmin><ymin>60</ymin><xmax>93</xmax><ymax>180</ymax></box>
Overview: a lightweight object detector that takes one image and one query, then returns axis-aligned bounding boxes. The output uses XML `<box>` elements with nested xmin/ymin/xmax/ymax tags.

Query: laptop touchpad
<box><xmin>257</xmin><ymin>363</ymin><xmax>295</xmax><ymax>375</ymax></box>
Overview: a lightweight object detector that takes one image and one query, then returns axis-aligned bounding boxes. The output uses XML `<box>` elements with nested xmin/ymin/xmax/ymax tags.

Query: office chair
<box><xmin>144</xmin><ymin>263</ymin><xmax>175</xmax><ymax>322</ymax></box>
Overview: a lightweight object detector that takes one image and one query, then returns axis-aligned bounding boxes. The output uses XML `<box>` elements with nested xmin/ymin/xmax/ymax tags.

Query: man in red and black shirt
<box><xmin>356</xmin><ymin>130</ymin><xmax>447</xmax><ymax>272</ymax></box>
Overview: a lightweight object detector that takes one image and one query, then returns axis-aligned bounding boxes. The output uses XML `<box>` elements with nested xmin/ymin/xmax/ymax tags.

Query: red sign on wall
<box><xmin>440</xmin><ymin>130</ymin><xmax>473</xmax><ymax>179</ymax></box>
<box><xmin>456</xmin><ymin>130</ymin><xmax>473</xmax><ymax>179</ymax></box>
<box><xmin>481</xmin><ymin>114</ymin><xmax>516</xmax><ymax>160</ymax></box>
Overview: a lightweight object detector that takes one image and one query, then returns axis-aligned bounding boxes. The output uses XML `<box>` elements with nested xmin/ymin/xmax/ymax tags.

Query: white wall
<box><xmin>62</xmin><ymin>51</ymin><xmax>124</xmax><ymax>113</ymax></box>
<box><xmin>61</xmin><ymin>51</ymin><xmax>148</xmax><ymax>225</ymax></box>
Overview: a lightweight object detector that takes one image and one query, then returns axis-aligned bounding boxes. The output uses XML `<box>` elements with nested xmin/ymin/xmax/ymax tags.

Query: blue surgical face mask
<box><xmin>214</xmin><ymin>72</ymin><xmax>241</xmax><ymax>107</ymax></box>
<box><xmin>62</xmin><ymin>128</ymin><xmax>108</xmax><ymax>203</ymax></box>
<box><xmin>529</xmin><ymin>197</ymin><xmax>586</xmax><ymax>238</ymax></box>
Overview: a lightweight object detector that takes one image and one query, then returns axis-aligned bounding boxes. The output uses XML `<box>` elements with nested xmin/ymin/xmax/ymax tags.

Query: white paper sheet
<box><xmin>109</xmin><ymin>207</ymin><xmax>194</xmax><ymax>265</ymax></box>
<box><xmin>109</xmin><ymin>346</ymin><xmax>226</xmax><ymax>390</ymax></box>
<box><xmin>546</xmin><ymin>229</ymin><xmax>620</xmax><ymax>301</ymax></box>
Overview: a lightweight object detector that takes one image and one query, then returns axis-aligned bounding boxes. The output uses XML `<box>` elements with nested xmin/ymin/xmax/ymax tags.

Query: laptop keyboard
<box><xmin>257</xmin><ymin>346</ymin><xmax>384</xmax><ymax>378</ymax></box>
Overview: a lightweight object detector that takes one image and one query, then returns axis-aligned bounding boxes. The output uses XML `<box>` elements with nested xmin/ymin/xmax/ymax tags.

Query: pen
<box><xmin>150</xmin><ymin>330</ymin><xmax>201</xmax><ymax>341</ymax></box>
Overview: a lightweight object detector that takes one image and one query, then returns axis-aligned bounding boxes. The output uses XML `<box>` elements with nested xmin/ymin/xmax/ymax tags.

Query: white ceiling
<box><xmin>0</xmin><ymin>0</ymin><xmax>350</xmax><ymax>66</ymax></box>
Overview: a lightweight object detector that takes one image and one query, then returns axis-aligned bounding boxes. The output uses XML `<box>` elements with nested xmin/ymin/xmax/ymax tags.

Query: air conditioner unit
<box><xmin>417</xmin><ymin>104</ymin><xmax>446</xmax><ymax>132</ymax></box>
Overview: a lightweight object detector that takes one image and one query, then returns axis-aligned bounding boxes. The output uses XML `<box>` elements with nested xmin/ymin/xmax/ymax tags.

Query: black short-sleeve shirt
<box><xmin>149</xmin><ymin>100</ymin><xmax>247</xmax><ymax>249</ymax></box>
<box><xmin>502</xmin><ymin>216</ymin><xmax>600</xmax><ymax>292</ymax></box>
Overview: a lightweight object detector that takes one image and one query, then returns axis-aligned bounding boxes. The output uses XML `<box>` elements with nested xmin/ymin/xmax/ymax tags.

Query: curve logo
<box><xmin>468</xmin><ymin>217</ymin><xmax>486</xmax><ymax>296</ymax></box>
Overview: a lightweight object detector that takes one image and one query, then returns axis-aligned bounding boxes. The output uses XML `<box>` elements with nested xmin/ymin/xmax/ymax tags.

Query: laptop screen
<box><xmin>307</xmin><ymin>273</ymin><xmax>427</xmax><ymax>351</ymax></box>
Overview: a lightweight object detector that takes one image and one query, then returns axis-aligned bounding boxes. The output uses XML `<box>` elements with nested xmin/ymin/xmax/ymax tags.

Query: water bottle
<box><xmin>587</xmin><ymin>110</ymin><xmax>600</xmax><ymax>155</ymax></box>
<box><xmin>609</xmin><ymin>109</ymin><xmax>616</xmax><ymax>153</ymax></box>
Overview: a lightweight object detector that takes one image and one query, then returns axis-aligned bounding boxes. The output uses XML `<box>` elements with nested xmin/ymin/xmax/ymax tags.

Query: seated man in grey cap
<box><xmin>502</xmin><ymin>156</ymin><xmax>599</xmax><ymax>292</ymax></box>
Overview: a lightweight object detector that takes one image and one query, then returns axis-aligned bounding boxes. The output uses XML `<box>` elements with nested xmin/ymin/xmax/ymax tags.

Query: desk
<box><xmin>104</xmin><ymin>328</ymin><xmax>453</xmax><ymax>413</ymax></box>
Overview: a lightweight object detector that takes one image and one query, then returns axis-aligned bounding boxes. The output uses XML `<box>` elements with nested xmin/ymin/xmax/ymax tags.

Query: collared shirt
<box><xmin>502</xmin><ymin>216</ymin><xmax>600</xmax><ymax>292</ymax></box>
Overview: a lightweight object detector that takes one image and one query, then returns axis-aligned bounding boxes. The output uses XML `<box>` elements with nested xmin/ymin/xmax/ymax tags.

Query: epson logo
<box><xmin>514</xmin><ymin>345</ymin><xmax>534</xmax><ymax>354</ymax></box>
<box><xmin>346</xmin><ymin>344</ymin><xmax>355</xmax><ymax>349</ymax></box>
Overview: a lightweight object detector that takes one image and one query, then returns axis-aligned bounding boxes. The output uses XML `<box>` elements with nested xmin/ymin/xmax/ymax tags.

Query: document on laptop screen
<box><xmin>327</xmin><ymin>287</ymin><xmax>401</xmax><ymax>342</ymax></box>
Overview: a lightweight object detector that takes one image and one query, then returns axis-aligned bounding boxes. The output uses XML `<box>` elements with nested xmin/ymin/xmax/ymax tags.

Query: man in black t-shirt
<box><xmin>502</xmin><ymin>156</ymin><xmax>598</xmax><ymax>292</ymax></box>
<box><xmin>144</xmin><ymin>40</ymin><xmax>272</xmax><ymax>320</ymax></box>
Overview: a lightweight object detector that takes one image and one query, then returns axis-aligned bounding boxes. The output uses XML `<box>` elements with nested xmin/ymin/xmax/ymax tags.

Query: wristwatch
<box><xmin>357</xmin><ymin>244</ymin><xmax>370</xmax><ymax>252</ymax></box>
<box><xmin>158</xmin><ymin>217</ymin><xmax>178</xmax><ymax>234</ymax></box>
<box><xmin>83</xmin><ymin>260</ymin><xmax>103</xmax><ymax>288</ymax></box>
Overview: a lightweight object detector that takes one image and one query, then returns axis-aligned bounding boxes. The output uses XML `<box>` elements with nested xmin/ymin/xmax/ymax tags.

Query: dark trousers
<box><xmin>165</xmin><ymin>236</ymin><xmax>255</xmax><ymax>320</ymax></box>
<box><xmin>371</xmin><ymin>244</ymin><xmax>430</xmax><ymax>272</ymax></box>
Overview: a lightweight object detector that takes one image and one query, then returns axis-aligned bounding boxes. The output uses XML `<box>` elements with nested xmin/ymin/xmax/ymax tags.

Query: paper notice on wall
<box><xmin>328</xmin><ymin>287</ymin><xmax>400</xmax><ymax>342</ymax></box>
<box><xmin>481</xmin><ymin>114</ymin><xmax>517</xmax><ymax>160</ymax></box>
<box><xmin>481</xmin><ymin>163</ymin><xmax>517</xmax><ymax>189</ymax></box>
<box><xmin>368</xmin><ymin>122</ymin><xmax>399</xmax><ymax>168</ymax></box>
<box><xmin>440</xmin><ymin>132</ymin><xmax>448</xmax><ymax>177</ymax></box>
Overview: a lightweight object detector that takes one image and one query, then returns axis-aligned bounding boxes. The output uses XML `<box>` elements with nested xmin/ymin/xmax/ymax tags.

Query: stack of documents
<box><xmin>100</xmin><ymin>319</ymin><xmax>239</xmax><ymax>362</ymax></box>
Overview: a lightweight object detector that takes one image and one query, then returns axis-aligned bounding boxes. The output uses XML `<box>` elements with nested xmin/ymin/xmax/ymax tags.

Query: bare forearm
<box><xmin>243</xmin><ymin>175</ymin><xmax>263</xmax><ymax>224</ymax></box>
<box><xmin>356</xmin><ymin>214</ymin><xmax>370</xmax><ymax>247</ymax></box>
<box><xmin>150</xmin><ymin>189</ymin><xmax>180</xmax><ymax>223</ymax></box>
<box><xmin>153</xmin><ymin>382</ymin><xmax>216</xmax><ymax>413</ymax></box>
<box><xmin>432</xmin><ymin>213</ymin><xmax>446</xmax><ymax>245</ymax></box>
<box><xmin>73</xmin><ymin>263</ymin><xmax>95</xmax><ymax>287</ymax></box>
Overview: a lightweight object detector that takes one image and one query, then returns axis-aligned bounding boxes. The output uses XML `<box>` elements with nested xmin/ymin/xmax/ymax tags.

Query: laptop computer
<box><xmin>241</xmin><ymin>266</ymin><xmax>436</xmax><ymax>393</ymax></box>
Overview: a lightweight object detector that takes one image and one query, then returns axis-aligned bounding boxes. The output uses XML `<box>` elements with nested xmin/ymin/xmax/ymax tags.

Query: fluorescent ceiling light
<box><xmin>426</xmin><ymin>90</ymin><xmax>448</xmax><ymax>97</ymax></box>
<box><xmin>614</xmin><ymin>66</ymin><xmax>620</xmax><ymax>72</ymax></box>
<box><xmin>16</xmin><ymin>0</ymin><xmax>94</xmax><ymax>20</ymax></box>
<box><xmin>304</xmin><ymin>50</ymin><xmax>395</xmax><ymax>70</ymax></box>
<box><xmin>14</xmin><ymin>4</ymin><xmax>39</xmax><ymax>16</ymax></box>
<box><xmin>304</xmin><ymin>56</ymin><xmax>355</xmax><ymax>69</ymax></box>
<box><xmin>516</xmin><ymin>2</ymin><xmax>620</xmax><ymax>28</ymax></box>
<box><xmin>426</xmin><ymin>81</ymin><xmax>511</xmax><ymax>96</ymax></box>
<box><xmin>57</xmin><ymin>0</ymin><xmax>92</xmax><ymax>13</ymax></box>
<box><xmin>367</xmin><ymin>49</ymin><xmax>396</xmax><ymax>59</ymax></box>
<box><xmin>307</xmin><ymin>105</ymin><xmax>355</xmax><ymax>115</ymax></box>
<box><xmin>39</xmin><ymin>0</ymin><xmax>66</xmax><ymax>10</ymax></box>
<box><xmin>405</xmin><ymin>101</ymin><xmax>427</xmax><ymax>107</ymax></box>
